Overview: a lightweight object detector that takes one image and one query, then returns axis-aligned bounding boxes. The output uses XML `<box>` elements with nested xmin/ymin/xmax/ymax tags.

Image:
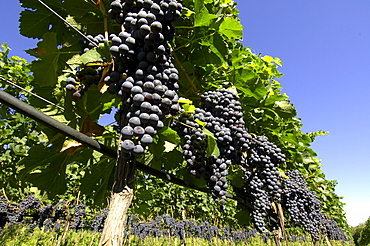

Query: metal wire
<box><xmin>0</xmin><ymin>76</ymin><xmax>81</xmax><ymax>118</ymax></box>
<box><xmin>36</xmin><ymin>0</ymin><xmax>98</xmax><ymax>47</ymax></box>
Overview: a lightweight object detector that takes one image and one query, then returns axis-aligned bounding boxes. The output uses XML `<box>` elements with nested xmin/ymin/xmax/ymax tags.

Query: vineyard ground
<box><xmin>0</xmin><ymin>224</ymin><xmax>354</xmax><ymax>246</ymax></box>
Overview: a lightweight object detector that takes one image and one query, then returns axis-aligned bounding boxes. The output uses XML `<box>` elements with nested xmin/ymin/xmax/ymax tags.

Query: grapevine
<box><xmin>0</xmin><ymin>0</ymin><xmax>350</xmax><ymax>243</ymax></box>
<box><xmin>0</xmin><ymin>196</ymin><xmax>348</xmax><ymax>243</ymax></box>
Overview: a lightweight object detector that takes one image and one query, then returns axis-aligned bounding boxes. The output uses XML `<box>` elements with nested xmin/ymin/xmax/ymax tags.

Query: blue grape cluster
<box><xmin>281</xmin><ymin>170</ymin><xmax>329</xmax><ymax>241</ymax></box>
<box><xmin>90</xmin><ymin>208</ymin><xmax>109</xmax><ymax>232</ymax></box>
<box><xmin>173</xmin><ymin>89</ymin><xmax>286</xmax><ymax>232</ymax></box>
<box><xmin>0</xmin><ymin>196</ymin><xmax>348</xmax><ymax>242</ymax></box>
<box><xmin>323</xmin><ymin>219</ymin><xmax>348</xmax><ymax>241</ymax></box>
<box><xmin>71</xmin><ymin>203</ymin><xmax>87</xmax><ymax>230</ymax></box>
<box><xmin>104</xmin><ymin>0</ymin><xmax>183</xmax><ymax>158</ymax></box>
<box><xmin>172</xmin><ymin>89</ymin><xmax>246</xmax><ymax>205</ymax></box>
<box><xmin>78</xmin><ymin>34</ymin><xmax>108</xmax><ymax>53</ymax></box>
<box><xmin>65</xmin><ymin>66</ymin><xmax>105</xmax><ymax>99</ymax></box>
<box><xmin>235</xmin><ymin>134</ymin><xmax>286</xmax><ymax>233</ymax></box>
<box><xmin>125</xmin><ymin>214</ymin><xmax>266</xmax><ymax>243</ymax></box>
<box><xmin>65</xmin><ymin>33</ymin><xmax>109</xmax><ymax>99</ymax></box>
<box><xmin>0</xmin><ymin>197</ymin><xmax>102</xmax><ymax>233</ymax></box>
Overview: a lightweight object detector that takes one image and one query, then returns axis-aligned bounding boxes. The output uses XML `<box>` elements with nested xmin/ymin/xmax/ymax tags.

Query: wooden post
<box><xmin>325</xmin><ymin>235</ymin><xmax>333</xmax><ymax>246</ymax></box>
<box><xmin>273</xmin><ymin>228</ymin><xmax>283</xmax><ymax>246</ymax></box>
<box><xmin>99</xmin><ymin>152</ymin><xmax>136</xmax><ymax>246</ymax></box>
<box><xmin>272</xmin><ymin>202</ymin><xmax>287</xmax><ymax>246</ymax></box>
<box><xmin>99</xmin><ymin>107</ymin><xmax>136</xmax><ymax>246</ymax></box>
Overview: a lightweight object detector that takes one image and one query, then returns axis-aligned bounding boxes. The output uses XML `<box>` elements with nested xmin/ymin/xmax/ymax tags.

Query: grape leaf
<box><xmin>202</xmin><ymin>128</ymin><xmax>220</xmax><ymax>157</ymax></box>
<box><xmin>194</xmin><ymin>7</ymin><xmax>217</xmax><ymax>27</ymax></box>
<box><xmin>80</xmin><ymin>156</ymin><xmax>115</xmax><ymax>205</ymax></box>
<box><xmin>30</xmin><ymin>32</ymin><xmax>60</xmax><ymax>87</ymax></box>
<box><xmin>219</xmin><ymin>17</ymin><xmax>243</xmax><ymax>40</ymax></box>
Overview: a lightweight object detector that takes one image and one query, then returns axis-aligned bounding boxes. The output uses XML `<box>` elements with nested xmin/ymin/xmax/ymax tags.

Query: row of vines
<box><xmin>0</xmin><ymin>0</ymin><xmax>350</xmax><ymax>245</ymax></box>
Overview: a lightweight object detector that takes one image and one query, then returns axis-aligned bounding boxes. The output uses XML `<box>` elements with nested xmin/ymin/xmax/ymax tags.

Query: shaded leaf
<box><xmin>30</xmin><ymin>32</ymin><xmax>60</xmax><ymax>87</ymax></box>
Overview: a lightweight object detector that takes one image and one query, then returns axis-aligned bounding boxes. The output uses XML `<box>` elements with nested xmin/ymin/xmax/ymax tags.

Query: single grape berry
<box><xmin>140</xmin><ymin>134</ymin><xmax>153</xmax><ymax>145</ymax></box>
<box><xmin>121</xmin><ymin>139</ymin><xmax>135</xmax><ymax>152</ymax></box>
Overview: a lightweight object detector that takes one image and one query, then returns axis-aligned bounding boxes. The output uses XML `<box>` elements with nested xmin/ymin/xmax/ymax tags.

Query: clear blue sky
<box><xmin>1</xmin><ymin>1</ymin><xmax>369</xmax><ymax>227</ymax></box>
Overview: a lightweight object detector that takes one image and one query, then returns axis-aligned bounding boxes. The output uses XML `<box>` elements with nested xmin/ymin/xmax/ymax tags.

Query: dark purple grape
<box><xmin>140</xmin><ymin>101</ymin><xmax>152</xmax><ymax>113</ymax></box>
<box><xmin>139</xmin><ymin>113</ymin><xmax>150</xmax><ymax>123</ymax></box>
<box><xmin>140</xmin><ymin>134</ymin><xmax>153</xmax><ymax>145</ymax></box>
<box><xmin>129</xmin><ymin>117</ymin><xmax>141</xmax><ymax>127</ymax></box>
<box><xmin>122</xmin><ymin>81</ymin><xmax>133</xmax><ymax>92</ymax></box>
<box><xmin>133</xmin><ymin>94</ymin><xmax>145</xmax><ymax>106</ymax></box>
<box><xmin>112</xmin><ymin>36</ymin><xmax>122</xmax><ymax>45</ymax></box>
<box><xmin>125</xmin><ymin>37</ymin><xmax>136</xmax><ymax>49</ymax></box>
<box><xmin>72</xmin><ymin>92</ymin><xmax>82</xmax><ymax>99</ymax></box>
<box><xmin>161</xmin><ymin>97</ymin><xmax>172</xmax><ymax>108</ymax></box>
<box><xmin>110</xmin><ymin>71</ymin><xmax>121</xmax><ymax>82</ymax></box>
<box><xmin>121</xmin><ymin>125</ymin><xmax>134</xmax><ymax>138</ymax></box>
<box><xmin>133</xmin><ymin>126</ymin><xmax>145</xmax><ymax>136</ymax></box>
<box><xmin>131</xmin><ymin>86</ymin><xmax>143</xmax><ymax>95</ymax></box>
<box><xmin>149</xmin><ymin>114</ymin><xmax>159</xmax><ymax>125</ymax></box>
<box><xmin>150</xmin><ymin>21</ymin><xmax>162</xmax><ymax>34</ymax></box>
<box><xmin>121</xmin><ymin>139</ymin><xmax>135</xmax><ymax>152</ymax></box>
<box><xmin>146</xmin><ymin>52</ymin><xmax>157</xmax><ymax>63</ymax></box>
<box><xmin>143</xmin><ymin>81</ymin><xmax>155</xmax><ymax>92</ymax></box>
<box><xmin>119</xmin><ymin>44</ymin><xmax>129</xmax><ymax>55</ymax></box>
<box><xmin>144</xmin><ymin>126</ymin><xmax>156</xmax><ymax>135</ymax></box>
<box><xmin>156</xmin><ymin>120</ymin><xmax>164</xmax><ymax>130</ymax></box>
<box><xmin>65</xmin><ymin>84</ymin><xmax>76</xmax><ymax>92</ymax></box>
<box><xmin>133</xmin><ymin>145</ymin><xmax>145</xmax><ymax>155</ymax></box>
<box><xmin>66</xmin><ymin>77</ymin><xmax>76</xmax><ymax>84</ymax></box>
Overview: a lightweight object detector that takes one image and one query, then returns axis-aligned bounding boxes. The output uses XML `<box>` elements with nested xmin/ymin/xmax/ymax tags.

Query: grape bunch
<box><xmin>172</xmin><ymin>89</ymin><xmax>251</xmax><ymax>205</ymax></box>
<box><xmin>65</xmin><ymin>65</ymin><xmax>105</xmax><ymax>99</ymax></box>
<box><xmin>65</xmin><ymin>33</ymin><xmax>110</xmax><ymax>99</ymax></box>
<box><xmin>323</xmin><ymin>219</ymin><xmax>348</xmax><ymax>241</ymax></box>
<box><xmin>71</xmin><ymin>203</ymin><xmax>87</xmax><ymax>230</ymax></box>
<box><xmin>125</xmin><ymin>214</ymin><xmax>263</xmax><ymax>243</ymax></box>
<box><xmin>78</xmin><ymin>34</ymin><xmax>108</xmax><ymax>53</ymax></box>
<box><xmin>281</xmin><ymin>170</ymin><xmax>326</xmax><ymax>241</ymax></box>
<box><xmin>103</xmin><ymin>0</ymin><xmax>183</xmax><ymax>158</ymax></box>
<box><xmin>174</xmin><ymin>115</ymin><xmax>209</xmax><ymax>177</ymax></box>
<box><xmin>90</xmin><ymin>208</ymin><xmax>109</xmax><ymax>232</ymax></box>
<box><xmin>197</xmin><ymin>89</ymin><xmax>250</xmax><ymax>203</ymax></box>
<box><xmin>234</xmin><ymin>134</ymin><xmax>285</xmax><ymax>233</ymax></box>
<box><xmin>0</xmin><ymin>195</ymin><xmax>348</xmax><ymax>243</ymax></box>
<box><xmin>173</xmin><ymin>88</ymin><xmax>287</xmax><ymax>231</ymax></box>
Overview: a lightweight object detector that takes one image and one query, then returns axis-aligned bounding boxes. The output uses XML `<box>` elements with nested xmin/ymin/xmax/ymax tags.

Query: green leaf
<box><xmin>80</xmin><ymin>156</ymin><xmax>115</xmax><ymax>205</ymax></box>
<box><xmin>202</xmin><ymin>128</ymin><xmax>220</xmax><ymax>157</ymax></box>
<box><xmin>151</xmin><ymin>149</ymin><xmax>183</xmax><ymax>171</ymax></box>
<box><xmin>219</xmin><ymin>17</ymin><xmax>243</xmax><ymax>40</ymax></box>
<box><xmin>235</xmin><ymin>209</ymin><xmax>252</xmax><ymax>226</ymax></box>
<box><xmin>178</xmin><ymin>98</ymin><xmax>193</xmax><ymax>104</ymax></box>
<box><xmin>230</xmin><ymin>169</ymin><xmax>244</xmax><ymax>188</ymax></box>
<box><xmin>158</xmin><ymin>126</ymin><xmax>181</xmax><ymax>145</ymax></box>
<box><xmin>194</xmin><ymin>7</ymin><xmax>217</xmax><ymax>27</ymax></box>
<box><xmin>273</xmin><ymin>100</ymin><xmax>297</xmax><ymax>118</ymax></box>
<box><xmin>18</xmin><ymin>145</ymin><xmax>69</xmax><ymax>197</ymax></box>
<box><xmin>79</xmin><ymin>49</ymin><xmax>104</xmax><ymax>64</ymax></box>
<box><xmin>30</xmin><ymin>32</ymin><xmax>60</xmax><ymax>87</ymax></box>
<box><xmin>182</xmin><ymin>169</ymin><xmax>207</xmax><ymax>188</ymax></box>
<box><xmin>194</xmin><ymin>0</ymin><xmax>205</xmax><ymax>14</ymax></box>
<box><xmin>195</xmin><ymin>119</ymin><xmax>206</xmax><ymax>127</ymax></box>
<box><xmin>182</xmin><ymin>104</ymin><xmax>196</xmax><ymax>113</ymax></box>
<box><xmin>19</xmin><ymin>0</ymin><xmax>67</xmax><ymax>42</ymax></box>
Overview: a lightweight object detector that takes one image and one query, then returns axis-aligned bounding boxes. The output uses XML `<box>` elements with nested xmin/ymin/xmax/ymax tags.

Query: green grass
<box><xmin>0</xmin><ymin>224</ymin><xmax>355</xmax><ymax>246</ymax></box>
